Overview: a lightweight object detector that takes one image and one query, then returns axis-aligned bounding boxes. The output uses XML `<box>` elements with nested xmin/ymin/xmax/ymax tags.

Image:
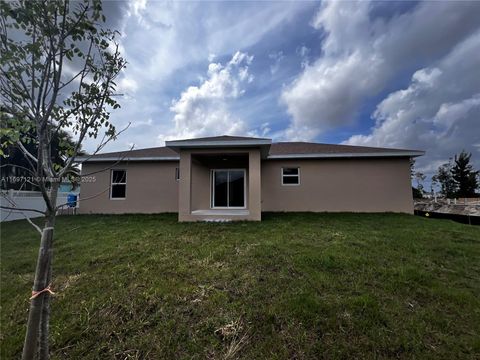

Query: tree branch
<box><xmin>0</xmin><ymin>205</ymin><xmax>46</xmax><ymax>215</ymax></box>
<box><xmin>0</xmin><ymin>180</ymin><xmax>44</xmax><ymax>233</ymax></box>
<box><xmin>16</xmin><ymin>141</ymin><xmax>38</xmax><ymax>167</ymax></box>
<box><xmin>56</xmin><ymin>186</ymin><xmax>110</xmax><ymax>210</ymax></box>
<box><xmin>59</xmin><ymin>122</ymin><xmax>131</xmax><ymax>178</ymax></box>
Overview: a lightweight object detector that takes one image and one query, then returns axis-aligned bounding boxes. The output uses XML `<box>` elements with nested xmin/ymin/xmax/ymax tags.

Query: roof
<box><xmin>168</xmin><ymin>135</ymin><xmax>271</xmax><ymax>142</ymax></box>
<box><xmin>268</xmin><ymin>142</ymin><xmax>423</xmax><ymax>158</ymax></box>
<box><xmin>77</xmin><ymin>136</ymin><xmax>424</xmax><ymax>162</ymax></box>
<box><xmin>165</xmin><ymin>135</ymin><xmax>272</xmax><ymax>158</ymax></box>
<box><xmin>76</xmin><ymin>146</ymin><xmax>178</xmax><ymax>162</ymax></box>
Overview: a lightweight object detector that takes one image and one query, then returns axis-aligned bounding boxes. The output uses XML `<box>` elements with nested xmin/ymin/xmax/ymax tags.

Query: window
<box><xmin>282</xmin><ymin>167</ymin><xmax>300</xmax><ymax>185</ymax></box>
<box><xmin>211</xmin><ymin>169</ymin><xmax>246</xmax><ymax>208</ymax></box>
<box><xmin>175</xmin><ymin>167</ymin><xmax>180</xmax><ymax>181</ymax></box>
<box><xmin>110</xmin><ymin>170</ymin><xmax>126</xmax><ymax>199</ymax></box>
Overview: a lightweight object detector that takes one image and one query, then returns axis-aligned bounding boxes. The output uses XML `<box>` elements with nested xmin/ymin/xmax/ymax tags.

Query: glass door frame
<box><xmin>210</xmin><ymin>169</ymin><xmax>247</xmax><ymax>209</ymax></box>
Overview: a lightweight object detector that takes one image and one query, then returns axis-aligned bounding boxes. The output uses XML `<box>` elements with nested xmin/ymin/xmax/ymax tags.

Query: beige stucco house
<box><xmin>77</xmin><ymin>135</ymin><xmax>424</xmax><ymax>221</ymax></box>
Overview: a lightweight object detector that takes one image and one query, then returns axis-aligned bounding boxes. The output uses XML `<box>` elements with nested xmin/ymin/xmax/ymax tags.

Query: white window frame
<box><xmin>210</xmin><ymin>169</ymin><xmax>247</xmax><ymax>209</ymax></box>
<box><xmin>281</xmin><ymin>167</ymin><xmax>300</xmax><ymax>186</ymax></box>
<box><xmin>110</xmin><ymin>169</ymin><xmax>127</xmax><ymax>200</ymax></box>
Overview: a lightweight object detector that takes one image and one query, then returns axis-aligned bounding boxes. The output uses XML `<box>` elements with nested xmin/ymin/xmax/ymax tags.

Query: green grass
<box><xmin>1</xmin><ymin>213</ymin><xmax>479</xmax><ymax>359</ymax></box>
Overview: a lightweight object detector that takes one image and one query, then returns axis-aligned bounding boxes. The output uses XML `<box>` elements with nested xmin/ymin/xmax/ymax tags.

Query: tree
<box><xmin>430</xmin><ymin>175</ymin><xmax>439</xmax><ymax>196</ymax></box>
<box><xmin>0</xmin><ymin>1</ymin><xmax>126</xmax><ymax>358</ymax></box>
<box><xmin>1</xmin><ymin>126</ymin><xmax>85</xmax><ymax>190</ymax></box>
<box><xmin>412</xmin><ymin>186</ymin><xmax>423</xmax><ymax>199</ymax></box>
<box><xmin>410</xmin><ymin>159</ymin><xmax>425</xmax><ymax>199</ymax></box>
<box><xmin>451</xmin><ymin>150</ymin><xmax>479</xmax><ymax>198</ymax></box>
<box><xmin>409</xmin><ymin>158</ymin><xmax>415</xmax><ymax>178</ymax></box>
<box><xmin>432</xmin><ymin>160</ymin><xmax>456</xmax><ymax>198</ymax></box>
<box><xmin>414</xmin><ymin>171</ymin><xmax>426</xmax><ymax>198</ymax></box>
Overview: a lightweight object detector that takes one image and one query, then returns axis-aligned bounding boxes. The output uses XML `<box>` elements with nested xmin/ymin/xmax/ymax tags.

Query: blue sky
<box><xmin>89</xmin><ymin>0</ymin><xmax>480</xmax><ymax>178</ymax></box>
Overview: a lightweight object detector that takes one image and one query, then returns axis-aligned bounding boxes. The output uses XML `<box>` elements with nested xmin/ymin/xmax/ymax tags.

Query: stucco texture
<box><xmin>78</xmin><ymin>156</ymin><xmax>413</xmax><ymax>217</ymax></box>
<box><xmin>78</xmin><ymin>161</ymin><xmax>179</xmax><ymax>214</ymax></box>
<box><xmin>261</xmin><ymin>158</ymin><xmax>413</xmax><ymax>213</ymax></box>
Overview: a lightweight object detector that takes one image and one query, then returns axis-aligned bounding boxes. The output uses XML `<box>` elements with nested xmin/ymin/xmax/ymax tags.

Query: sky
<box><xmin>86</xmin><ymin>0</ymin><xmax>480</xmax><ymax>182</ymax></box>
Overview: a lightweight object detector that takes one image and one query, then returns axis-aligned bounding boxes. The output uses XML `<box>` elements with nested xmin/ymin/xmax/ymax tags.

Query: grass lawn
<box><xmin>1</xmin><ymin>213</ymin><xmax>479</xmax><ymax>359</ymax></box>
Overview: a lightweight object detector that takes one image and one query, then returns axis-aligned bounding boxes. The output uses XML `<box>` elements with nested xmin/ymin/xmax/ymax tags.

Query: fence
<box><xmin>455</xmin><ymin>198</ymin><xmax>480</xmax><ymax>205</ymax></box>
<box><xmin>418</xmin><ymin>197</ymin><xmax>480</xmax><ymax>205</ymax></box>
<box><xmin>0</xmin><ymin>190</ymin><xmax>78</xmax><ymax>222</ymax></box>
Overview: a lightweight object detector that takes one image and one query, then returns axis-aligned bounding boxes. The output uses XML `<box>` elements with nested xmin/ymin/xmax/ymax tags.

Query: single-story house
<box><xmin>77</xmin><ymin>135</ymin><xmax>424</xmax><ymax>221</ymax></box>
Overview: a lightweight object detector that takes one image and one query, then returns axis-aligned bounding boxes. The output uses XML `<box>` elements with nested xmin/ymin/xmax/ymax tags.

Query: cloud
<box><xmin>296</xmin><ymin>45</ymin><xmax>310</xmax><ymax>58</ymax></box>
<box><xmin>131</xmin><ymin>0</ymin><xmax>147</xmax><ymax>17</ymax></box>
<box><xmin>84</xmin><ymin>0</ymin><xmax>479</xmax><ymax>175</ymax></box>
<box><xmin>120</xmin><ymin>1</ymin><xmax>308</xmax><ymax>85</ymax></box>
<box><xmin>345</xmin><ymin>31</ymin><xmax>480</xmax><ymax>174</ymax></box>
<box><xmin>130</xmin><ymin>117</ymin><xmax>153</xmax><ymax>128</ymax></box>
<box><xmin>296</xmin><ymin>45</ymin><xmax>310</xmax><ymax>68</ymax></box>
<box><xmin>269</xmin><ymin>51</ymin><xmax>285</xmax><ymax>75</ymax></box>
<box><xmin>117</xmin><ymin>76</ymin><xmax>139</xmax><ymax>94</ymax></box>
<box><xmin>208</xmin><ymin>53</ymin><xmax>216</xmax><ymax>62</ymax></box>
<box><xmin>160</xmin><ymin>51</ymin><xmax>254</xmax><ymax>141</ymax></box>
<box><xmin>81</xmin><ymin>1</ymin><xmax>311</xmax><ymax>153</ymax></box>
<box><xmin>281</xmin><ymin>0</ymin><xmax>480</xmax><ymax>140</ymax></box>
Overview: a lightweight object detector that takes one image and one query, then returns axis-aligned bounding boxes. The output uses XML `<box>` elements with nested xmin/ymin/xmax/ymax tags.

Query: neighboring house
<box><xmin>77</xmin><ymin>135</ymin><xmax>424</xmax><ymax>221</ymax></box>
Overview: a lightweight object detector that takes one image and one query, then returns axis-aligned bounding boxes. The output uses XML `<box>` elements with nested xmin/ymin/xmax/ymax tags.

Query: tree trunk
<box><xmin>22</xmin><ymin>183</ymin><xmax>58</xmax><ymax>360</ymax></box>
<box><xmin>38</xmin><ymin>263</ymin><xmax>52</xmax><ymax>360</ymax></box>
<box><xmin>22</xmin><ymin>218</ymin><xmax>55</xmax><ymax>360</ymax></box>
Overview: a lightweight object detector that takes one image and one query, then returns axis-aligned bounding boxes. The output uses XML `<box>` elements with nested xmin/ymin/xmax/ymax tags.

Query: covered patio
<box><xmin>176</xmin><ymin>149</ymin><xmax>262</xmax><ymax>221</ymax></box>
<box><xmin>165</xmin><ymin>136</ymin><xmax>272</xmax><ymax>221</ymax></box>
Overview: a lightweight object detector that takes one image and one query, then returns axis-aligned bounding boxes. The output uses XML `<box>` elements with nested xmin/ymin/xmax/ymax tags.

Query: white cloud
<box><xmin>281</xmin><ymin>0</ymin><xmax>480</xmax><ymax>140</ymax></box>
<box><xmin>345</xmin><ymin>31</ymin><xmax>480</xmax><ymax>174</ymax></box>
<box><xmin>130</xmin><ymin>117</ymin><xmax>153</xmax><ymax>128</ymax></box>
<box><xmin>160</xmin><ymin>51</ymin><xmax>254</xmax><ymax>141</ymax></box>
<box><xmin>269</xmin><ymin>51</ymin><xmax>285</xmax><ymax>75</ymax></box>
<box><xmin>131</xmin><ymin>0</ymin><xmax>147</xmax><ymax>17</ymax></box>
<box><xmin>83</xmin><ymin>1</ymin><xmax>311</xmax><ymax>154</ymax></box>
<box><xmin>121</xmin><ymin>1</ymin><xmax>308</xmax><ymax>85</ymax></box>
<box><xmin>296</xmin><ymin>45</ymin><xmax>310</xmax><ymax>58</ymax></box>
<box><xmin>128</xmin><ymin>0</ymin><xmax>150</xmax><ymax>29</ymax></box>
<box><xmin>117</xmin><ymin>76</ymin><xmax>139</xmax><ymax>94</ymax></box>
<box><xmin>296</xmin><ymin>45</ymin><xmax>310</xmax><ymax>68</ymax></box>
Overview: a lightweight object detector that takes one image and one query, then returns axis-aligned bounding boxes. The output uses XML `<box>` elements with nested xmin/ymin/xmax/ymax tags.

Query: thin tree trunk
<box><xmin>22</xmin><ymin>218</ymin><xmax>55</xmax><ymax>360</ymax></box>
<box><xmin>38</xmin><ymin>263</ymin><xmax>52</xmax><ymax>360</ymax></box>
<box><xmin>22</xmin><ymin>183</ymin><xmax>58</xmax><ymax>360</ymax></box>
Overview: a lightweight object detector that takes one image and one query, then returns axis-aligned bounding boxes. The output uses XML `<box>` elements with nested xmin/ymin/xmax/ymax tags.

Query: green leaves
<box><xmin>1</xmin><ymin>0</ymin><xmax>126</xmax><ymax>169</ymax></box>
<box><xmin>0</xmin><ymin>113</ymin><xmax>36</xmax><ymax>157</ymax></box>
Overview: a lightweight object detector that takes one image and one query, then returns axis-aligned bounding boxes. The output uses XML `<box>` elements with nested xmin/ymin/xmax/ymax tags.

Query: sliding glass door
<box><xmin>212</xmin><ymin>169</ymin><xmax>246</xmax><ymax>208</ymax></box>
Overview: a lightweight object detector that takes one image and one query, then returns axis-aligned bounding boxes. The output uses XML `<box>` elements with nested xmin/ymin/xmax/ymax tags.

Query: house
<box><xmin>77</xmin><ymin>135</ymin><xmax>424</xmax><ymax>221</ymax></box>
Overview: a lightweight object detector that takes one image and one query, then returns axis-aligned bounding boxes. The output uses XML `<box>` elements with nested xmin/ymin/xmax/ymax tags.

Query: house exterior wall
<box><xmin>261</xmin><ymin>157</ymin><xmax>413</xmax><ymax>213</ymax></box>
<box><xmin>190</xmin><ymin>159</ymin><xmax>210</xmax><ymax>211</ymax></box>
<box><xmin>248</xmin><ymin>150</ymin><xmax>262</xmax><ymax>220</ymax></box>
<box><xmin>78</xmin><ymin>161</ymin><xmax>179</xmax><ymax>214</ymax></box>
<box><xmin>78</xmin><ymin>155</ymin><xmax>414</xmax><ymax>216</ymax></box>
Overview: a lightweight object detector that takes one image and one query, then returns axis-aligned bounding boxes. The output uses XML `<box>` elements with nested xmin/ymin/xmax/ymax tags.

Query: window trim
<box><xmin>210</xmin><ymin>169</ymin><xmax>247</xmax><ymax>209</ymax></box>
<box><xmin>281</xmin><ymin>167</ymin><xmax>300</xmax><ymax>186</ymax></box>
<box><xmin>110</xmin><ymin>169</ymin><xmax>127</xmax><ymax>200</ymax></box>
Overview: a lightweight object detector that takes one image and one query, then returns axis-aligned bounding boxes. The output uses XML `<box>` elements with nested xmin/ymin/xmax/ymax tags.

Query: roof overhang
<box><xmin>75</xmin><ymin>156</ymin><xmax>179</xmax><ymax>163</ymax></box>
<box><xmin>166</xmin><ymin>138</ymin><xmax>272</xmax><ymax>158</ymax></box>
<box><xmin>75</xmin><ymin>148</ymin><xmax>424</xmax><ymax>163</ymax></box>
<box><xmin>267</xmin><ymin>150</ymin><xmax>425</xmax><ymax>159</ymax></box>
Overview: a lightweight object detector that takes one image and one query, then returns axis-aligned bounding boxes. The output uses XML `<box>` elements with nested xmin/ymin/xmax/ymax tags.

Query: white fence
<box><xmin>0</xmin><ymin>190</ymin><xmax>78</xmax><ymax>222</ymax></box>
